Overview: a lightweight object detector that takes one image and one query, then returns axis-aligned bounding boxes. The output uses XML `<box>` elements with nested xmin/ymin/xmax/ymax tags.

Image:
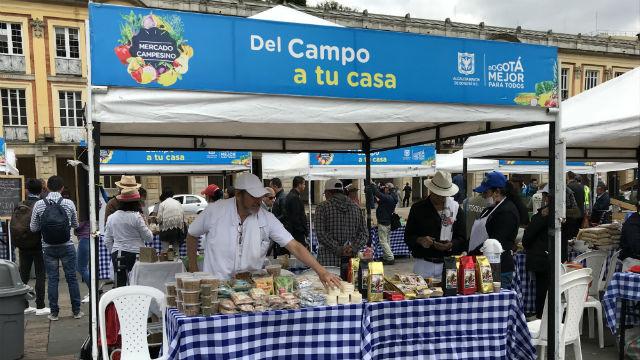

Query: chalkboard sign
<box><xmin>0</xmin><ymin>175</ymin><xmax>24</xmax><ymax>220</ymax></box>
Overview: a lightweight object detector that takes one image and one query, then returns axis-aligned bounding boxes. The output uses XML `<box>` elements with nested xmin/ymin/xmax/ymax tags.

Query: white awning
<box><xmin>463</xmin><ymin>67</ymin><xmax>640</xmax><ymax>161</ymax></box>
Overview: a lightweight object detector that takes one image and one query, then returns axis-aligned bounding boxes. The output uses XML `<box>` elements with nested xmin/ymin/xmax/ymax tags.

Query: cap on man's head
<box><xmin>473</xmin><ymin>171</ymin><xmax>507</xmax><ymax>193</ymax></box>
<box><xmin>201</xmin><ymin>184</ymin><xmax>220</xmax><ymax>196</ymax></box>
<box><xmin>385</xmin><ymin>183</ymin><xmax>395</xmax><ymax>189</ymax></box>
<box><xmin>324</xmin><ymin>178</ymin><xmax>343</xmax><ymax>191</ymax></box>
<box><xmin>235</xmin><ymin>173</ymin><xmax>269</xmax><ymax>198</ymax></box>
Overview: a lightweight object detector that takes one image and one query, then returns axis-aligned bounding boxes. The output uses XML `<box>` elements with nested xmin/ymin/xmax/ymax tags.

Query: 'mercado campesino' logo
<box><xmin>114</xmin><ymin>11</ymin><xmax>193</xmax><ymax>86</ymax></box>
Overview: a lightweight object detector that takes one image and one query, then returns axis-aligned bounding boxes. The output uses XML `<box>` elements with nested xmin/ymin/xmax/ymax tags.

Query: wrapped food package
<box><xmin>442</xmin><ymin>257</ymin><xmax>459</xmax><ymax>296</ymax></box>
<box><xmin>458</xmin><ymin>256</ymin><xmax>477</xmax><ymax>295</ymax></box>
<box><xmin>238</xmin><ymin>304</ymin><xmax>255</xmax><ymax>313</ymax></box>
<box><xmin>220</xmin><ymin>299</ymin><xmax>236</xmax><ymax>311</ymax></box>
<box><xmin>367</xmin><ymin>262</ymin><xmax>384</xmax><ymax>302</ymax></box>
<box><xmin>249</xmin><ymin>288</ymin><xmax>267</xmax><ymax>302</ymax></box>
<box><xmin>230</xmin><ymin>291</ymin><xmax>253</xmax><ymax>305</ymax></box>
<box><xmin>275</xmin><ymin>276</ymin><xmax>296</xmax><ymax>295</ymax></box>
<box><xmin>475</xmin><ymin>256</ymin><xmax>494</xmax><ymax>293</ymax></box>
<box><xmin>254</xmin><ymin>276</ymin><xmax>275</xmax><ymax>295</ymax></box>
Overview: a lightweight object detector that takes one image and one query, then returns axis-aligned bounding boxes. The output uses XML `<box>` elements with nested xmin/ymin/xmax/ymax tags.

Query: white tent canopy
<box><xmin>435</xmin><ymin>151</ymin><xmax>498</xmax><ymax>173</ymax></box>
<box><xmin>463</xmin><ymin>67</ymin><xmax>640</xmax><ymax>161</ymax></box>
<box><xmin>262</xmin><ymin>153</ymin><xmax>435</xmax><ymax>180</ymax></box>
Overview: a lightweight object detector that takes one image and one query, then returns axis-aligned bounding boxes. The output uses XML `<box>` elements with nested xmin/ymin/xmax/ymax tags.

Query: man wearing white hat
<box><xmin>186</xmin><ymin>173</ymin><xmax>342</xmax><ymax>288</ymax></box>
<box><xmin>404</xmin><ymin>171</ymin><xmax>467</xmax><ymax>281</ymax></box>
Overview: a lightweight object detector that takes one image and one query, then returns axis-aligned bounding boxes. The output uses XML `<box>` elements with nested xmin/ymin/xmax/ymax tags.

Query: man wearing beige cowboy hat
<box><xmin>404</xmin><ymin>171</ymin><xmax>467</xmax><ymax>281</ymax></box>
<box><xmin>105</xmin><ymin>175</ymin><xmax>141</xmax><ymax>223</ymax></box>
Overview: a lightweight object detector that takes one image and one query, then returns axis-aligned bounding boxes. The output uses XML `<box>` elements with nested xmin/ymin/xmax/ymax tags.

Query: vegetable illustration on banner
<box><xmin>114</xmin><ymin>11</ymin><xmax>194</xmax><ymax>86</ymax></box>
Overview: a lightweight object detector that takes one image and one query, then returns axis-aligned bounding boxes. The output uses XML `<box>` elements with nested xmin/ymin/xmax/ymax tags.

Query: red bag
<box><xmin>458</xmin><ymin>256</ymin><xmax>477</xmax><ymax>295</ymax></box>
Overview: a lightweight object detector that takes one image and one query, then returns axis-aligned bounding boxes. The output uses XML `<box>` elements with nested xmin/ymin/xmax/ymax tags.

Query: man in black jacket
<box><xmin>368</xmin><ymin>182</ymin><xmax>398</xmax><ymax>265</ymax></box>
<box><xmin>620</xmin><ymin>201</ymin><xmax>640</xmax><ymax>264</ymax></box>
<box><xmin>590</xmin><ymin>183</ymin><xmax>611</xmax><ymax>224</ymax></box>
<box><xmin>283</xmin><ymin>176</ymin><xmax>309</xmax><ymax>248</ymax></box>
<box><xmin>566</xmin><ymin>171</ymin><xmax>585</xmax><ymax>239</ymax></box>
<box><xmin>269</xmin><ymin>177</ymin><xmax>286</xmax><ymax>221</ymax></box>
<box><xmin>523</xmin><ymin>184</ymin><xmax>551</xmax><ymax>318</ymax></box>
<box><xmin>405</xmin><ymin>171</ymin><xmax>466</xmax><ymax>281</ymax></box>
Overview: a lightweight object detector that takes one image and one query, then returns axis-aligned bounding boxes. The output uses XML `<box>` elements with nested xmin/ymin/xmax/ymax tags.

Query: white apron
<box><xmin>468</xmin><ymin>199</ymin><xmax>505</xmax><ymax>252</ymax></box>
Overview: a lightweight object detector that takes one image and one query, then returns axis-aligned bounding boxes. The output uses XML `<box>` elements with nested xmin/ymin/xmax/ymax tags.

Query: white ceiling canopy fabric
<box><xmin>94</xmin><ymin>89</ymin><xmax>549</xmax><ymax>152</ymax></box>
<box><xmin>463</xmin><ymin>67</ymin><xmax>640</xmax><ymax>161</ymax></box>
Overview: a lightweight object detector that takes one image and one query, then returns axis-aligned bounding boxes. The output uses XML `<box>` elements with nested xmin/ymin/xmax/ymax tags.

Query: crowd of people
<box><xmin>11</xmin><ymin>169</ymin><xmax>639</xmax><ymax>325</ymax></box>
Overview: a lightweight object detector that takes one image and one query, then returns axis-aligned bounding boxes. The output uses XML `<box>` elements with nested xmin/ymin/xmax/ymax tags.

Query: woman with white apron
<box><xmin>404</xmin><ymin>171</ymin><xmax>467</xmax><ymax>282</ymax></box>
<box><xmin>468</xmin><ymin>171</ymin><xmax>521</xmax><ymax>289</ymax></box>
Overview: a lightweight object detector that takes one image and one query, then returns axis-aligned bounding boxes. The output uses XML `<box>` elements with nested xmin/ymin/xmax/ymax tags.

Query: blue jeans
<box><xmin>501</xmin><ymin>272</ymin><xmax>514</xmax><ymax>290</ymax></box>
<box><xmin>43</xmin><ymin>245</ymin><xmax>81</xmax><ymax>315</ymax></box>
<box><xmin>76</xmin><ymin>237</ymin><xmax>90</xmax><ymax>290</ymax></box>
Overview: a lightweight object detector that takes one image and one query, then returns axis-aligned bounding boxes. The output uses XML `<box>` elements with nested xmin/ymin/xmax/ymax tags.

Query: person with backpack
<box><xmin>12</xmin><ymin>178</ymin><xmax>50</xmax><ymax>316</ymax></box>
<box><xmin>30</xmin><ymin>176</ymin><xmax>82</xmax><ymax>321</ymax></box>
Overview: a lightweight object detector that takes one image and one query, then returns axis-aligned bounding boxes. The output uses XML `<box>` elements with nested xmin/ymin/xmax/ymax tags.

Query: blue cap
<box><xmin>473</xmin><ymin>171</ymin><xmax>507</xmax><ymax>193</ymax></box>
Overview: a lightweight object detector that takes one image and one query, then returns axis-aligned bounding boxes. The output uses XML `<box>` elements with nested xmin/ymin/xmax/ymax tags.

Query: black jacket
<box><xmin>567</xmin><ymin>180</ymin><xmax>586</xmax><ymax>216</ymax></box>
<box><xmin>404</xmin><ymin>199</ymin><xmax>466</xmax><ymax>261</ymax></box>
<box><xmin>620</xmin><ymin>212</ymin><xmax>640</xmax><ymax>260</ymax></box>
<box><xmin>523</xmin><ymin>209</ymin><xmax>549</xmax><ymax>272</ymax></box>
<box><xmin>283</xmin><ymin>189</ymin><xmax>308</xmax><ymax>241</ymax></box>
<box><xmin>272</xmin><ymin>189</ymin><xmax>286</xmax><ymax>221</ymax></box>
<box><xmin>482</xmin><ymin>198</ymin><xmax>520</xmax><ymax>273</ymax></box>
<box><xmin>591</xmin><ymin>192</ymin><xmax>611</xmax><ymax>223</ymax></box>
<box><xmin>374</xmin><ymin>189</ymin><xmax>398</xmax><ymax>226</ymax></box>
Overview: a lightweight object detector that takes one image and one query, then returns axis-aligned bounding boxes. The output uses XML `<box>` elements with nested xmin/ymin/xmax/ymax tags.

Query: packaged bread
<box><xmin>230</xmin><ymin>291</ymin><xmax>253</xmax><ymax>305</ymax></box>
<box><xmin>238</xmin><ymin>304</ymin><xmax>255</xmax><ymax>313</ymax></box>
<box><xmin>367</xmin><ymin>262</ymin><xmax>384</xmax><ymax>302</ymax></box>
<box><xmin>249</xmin><ymin>288</ymin><xmax>267</xmax><ymax>302</ymax></box>
<box><xmin>219</xmin><ymin>299</ymin><xmax>236</xmax><ymax>311</ymax></box>
<box><xmin>254</xmin><ymin>276</ymin><xmax>275</xmax><ymax>295</ymax></box>
<box><xmin>475</xmin><ymin>256</ymin><xmax>494</xmax><ymax>293</ymax></box>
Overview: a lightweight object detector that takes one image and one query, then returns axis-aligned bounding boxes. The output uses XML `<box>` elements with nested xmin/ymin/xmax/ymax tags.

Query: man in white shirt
<box><xmin>186</xmin><ymin>173</ymin><xmax>341</xmax><ymax>289</ymax></box>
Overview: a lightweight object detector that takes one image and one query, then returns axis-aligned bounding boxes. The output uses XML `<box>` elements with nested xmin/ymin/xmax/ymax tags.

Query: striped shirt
<box><xmin>30</xmin><ymin>192</ymin><xmax>79</xmax><ymax>247</ymax></box>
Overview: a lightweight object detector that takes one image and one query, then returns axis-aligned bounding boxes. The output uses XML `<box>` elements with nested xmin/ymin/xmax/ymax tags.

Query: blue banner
<box><xmin>100</xmin><ymin>150</ymin><xmax>251</xmax><ymax>166</ymax></box>
<box><xmin>310</xmin><ymin>145</ymin><xmax>435</xmax><ymax>166</ymax></box>
<box><xmin>89</xmin><ymin>4</ymin><xmax>558</xmax><ymax>107</ymax></box>
<box><xmin>499</xmin><ymin>160</ymin><xmax>594</xmax><ymax>166</ymax></box>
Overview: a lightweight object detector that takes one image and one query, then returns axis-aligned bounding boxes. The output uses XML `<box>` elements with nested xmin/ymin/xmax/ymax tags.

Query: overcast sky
<box><xmin>308</xmin><ymin>0</ymin><xmax>640</xmax><ymax>36</ymax></box>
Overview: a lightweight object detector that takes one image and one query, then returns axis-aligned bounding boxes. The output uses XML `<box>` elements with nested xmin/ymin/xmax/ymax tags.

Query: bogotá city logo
<box><xmin>114</xmin><ymin>11</ymin><xmax>193</xmax><ymax>86</ymax></box>
<box><xmin>457</xmin><ymin>52</ymin><xmax>475</xmax><ymax>75</ymax></box>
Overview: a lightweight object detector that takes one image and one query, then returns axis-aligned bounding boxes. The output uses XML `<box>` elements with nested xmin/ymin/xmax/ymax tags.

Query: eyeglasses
<box><xmin>266</xmin><ymin>196</ymin><xmax>275</xmax><ymax>200</ymax></box>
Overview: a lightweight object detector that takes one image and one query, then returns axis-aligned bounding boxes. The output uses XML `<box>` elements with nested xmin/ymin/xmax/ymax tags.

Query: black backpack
<box><xmin>10</xmin><ymin>199</ymin><xmax>41</xmax><ymax>250</ymax></box>
<box><xmin>40</xmin><ymin>198</ymin><xmax>71</xmax><ymax>245</ymax></box>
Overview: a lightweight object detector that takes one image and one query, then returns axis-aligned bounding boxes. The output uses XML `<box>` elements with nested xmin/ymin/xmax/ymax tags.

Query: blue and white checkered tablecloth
<box><xmin>98</xmin><ymin>235</ymin><xmax>188</xmax><ymax>280</ymax></box>
<box><xmin>165</xmin><ymin>304</ymin><xmax>363</xmax><ymax>359</ymax></box>
<box><xmin>603</xmin><ymin>272</ymin><xmax>640</xmax><ymax>333</ymax></box>
<box><xmin>361</xmin><ymin>290</ymin><xmax>535</xmax><ymax>360</ymax></box>
<box><xmin>0</xmin><ymin>240</ymin><xmax>13</xmax><ymax>261</ymax></box>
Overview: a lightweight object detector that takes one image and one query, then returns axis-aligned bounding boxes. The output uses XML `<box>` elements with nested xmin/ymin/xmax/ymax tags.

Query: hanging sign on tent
<box><xmin>89</xmin><ymin>4</ymin><xmax>558</xmax><ymax>107</ymax></box>
<box><xmin>100</xmin><ymin>150</ymin><xmax>251</xmax><ymax>166</ymax></box>
<box><xmin>310</xmin><ymin>145</ymin><xmax>435</xmax><ymax>166</ymax></box>
<box><xmin>499</xmin><ymin>160</ymin><xmax>594</xmax><ymax>166</ymax></box>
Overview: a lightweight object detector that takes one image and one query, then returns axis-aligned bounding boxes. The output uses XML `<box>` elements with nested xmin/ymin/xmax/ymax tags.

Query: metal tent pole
<box><xmin>84</xmin><ymin>16</ymin><xmax>100</xmax><ymax>360</ymax></box>
<box><xmin>462</xmin><ymin>157</ymin><xmax>468</xmax><ymax>200</ymax></box>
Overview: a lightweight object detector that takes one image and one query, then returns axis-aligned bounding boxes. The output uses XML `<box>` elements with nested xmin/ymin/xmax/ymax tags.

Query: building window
<box><xmin>560</xmin><ymin>68</ymin><xmax>569</xmax><ymax>100</ymax></box>
<box><xmin>58</xmin><ymin>91</ymin><xmax>83</xmax><ymax>127</ymax></box>
<box><xmin>0</xmin><ymin>22</ymin><xmax>23</xmax><ymax>55</ymax></box>
<box><xmin>584</xmin><ymin>70</ymin><xmax>599</xmax><ymax>90</ymax></box>
<box><xmin>55</xmin><ymin>27</ymin><xmax>80</xmax><ymax>59</ymax></box>
<box><xmin>1</xmin><ymin>88</ymin><xmax>27</xmax><ymax>126</ymax></box>
<box><xmin>614</xmin><ymin>71</ymin><xmax>626</xmax><ymax>78</ymax></box>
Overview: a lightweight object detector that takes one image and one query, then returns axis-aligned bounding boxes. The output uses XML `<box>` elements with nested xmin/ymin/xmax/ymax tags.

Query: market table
<box><xmin>98</xmin><ymin>235</ymin><xmax>191</xmax><ymax>280</ymax></box>
<box><xmin>603</xmin><ymin>272</ymin><xmax>640</xmax><ymax>359</ymax></box>
<box><xmin>361</xmin><ymin>290</ymin><xmax>535</xmax><ymax>360</ymax></box>
<box><xmin>165</xmin><ymin>304</ymin><xmax>363</xmax><ymax>359</ymax></box>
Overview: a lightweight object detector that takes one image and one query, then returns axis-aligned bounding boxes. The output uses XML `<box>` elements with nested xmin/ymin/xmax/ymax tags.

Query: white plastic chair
<box><xmin>99</xmin><ymin>285</ymin><xmax>168</xmax><ymax>360</ymax></box>
<box><xmin>598</xmin><ymin>250</ymin><xmax>621</xmax><ymax>293</ymax></box>
<box><xmin>574</xmin><ymin>250</ymin><xmax>607</xmax><ymax>348</ymax></box>
<box><xmin>527</xmin><ymin>268</ymin><xmax>592</xmax><ymax>360</ymax></box>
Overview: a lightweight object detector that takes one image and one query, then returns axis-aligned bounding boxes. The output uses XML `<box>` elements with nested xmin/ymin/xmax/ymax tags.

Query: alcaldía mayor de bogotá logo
<box><xmin>114</xmin><ymin>11</ymin><xmax>193</xmax><ymax>86</ymax></box>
